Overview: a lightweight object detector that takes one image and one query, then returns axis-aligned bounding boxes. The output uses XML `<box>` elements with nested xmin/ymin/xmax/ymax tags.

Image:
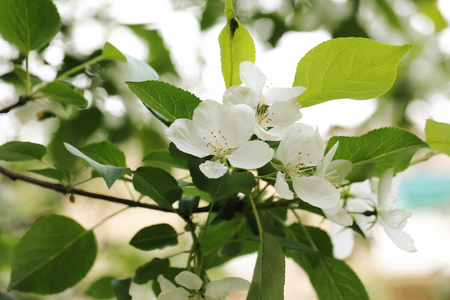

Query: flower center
<box><xmin>203</xmin><ymin>130</ymin><xmax>229</xmax><ymax>159</ymax></box>
<box><xmin>255</xmin><ymin>104</ymin><xmax>273</xmax><ymax>128</ymax></box>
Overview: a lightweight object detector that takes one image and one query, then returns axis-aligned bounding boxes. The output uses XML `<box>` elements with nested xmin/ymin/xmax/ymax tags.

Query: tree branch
<box><xmin>0</xmin><ymin>164</ymin><xmax>212</xmax><ymax>213</ymax></box>
<box><xmin>0</xmin><ymin>96</ymin><xmax>27</xmax><ymax>114</ymax></box>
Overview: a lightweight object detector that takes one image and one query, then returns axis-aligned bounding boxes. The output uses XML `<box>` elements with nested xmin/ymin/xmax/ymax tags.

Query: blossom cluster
<box><xmin>166</xmin><ymin>61</ymin><xmax>415</xmax><ymax>256</ymax></box>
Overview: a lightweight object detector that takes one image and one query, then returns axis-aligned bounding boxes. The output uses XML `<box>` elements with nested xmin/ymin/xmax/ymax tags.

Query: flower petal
<box><xmin>324</xmin><ymin>205</ymin><xmax>353</xmax><ymax>226</ymax></box>
<box><xmin>223</xmin><ymin>86</ymin><xmax>259</xmax><ymax>109</ymax></box>
<box><xmin>325</xmin><ymin>159</ymin><xmax>352</xmax><ymax>186</ymax></box>
<box><xmin>380</xmin><ymin>209</ymin><xmax>411</xmax><ymax>229</ymax></box>
<box><xmin>330</xmin><ymin>224</ymin><xmax>354</xmax><ymax>259</ymax></box>
<box><xmin>292</xmin><ymin>176</ymin><xmax>340</xmax><ymax>209</ymax></box>
<box><xmin>264</xmin><ymin>101</ymin><xmax>302</xmax><ymax>128</ymax></box>
<box><xmin>199</xmin><ymin>160</ymin><xmax>228</xmax><ymax>179</ymax></box>
<box><xmin>158</xmin><ymin>287</ymin><xmax>191</xmax><ymax>300</ymax></box>
<box><xmin>275</xmin><ymin>171</ymin><xmax>294</xmax><ymax>199</ymax></box>
<box><xmin>377</xmin><ymin>168</ymin><xmax>394</xmax><ymax>208</ymax></box>
<box><xmin>379</xmin><ymin>220</ymin><xmax>417</xmax><ymax>252</ymax></box>
<box><xmin>157</xmin><ymin>275</ymin><xmax>177</xmax><ymax>293</ymax></box>
<box><xmin>175</xmin><ymin>271</ymin><xmax>203</xmax><ymax>291</ymax></box>
<box><xmin>226</xmin><ymin>140</ymin><xmax>274</xmax><ymax>170</ymax></box>
<box><xmin>204</xmin><ymin>277</ymin><xmax>250</xmax><ymax>298</ymax></box>
<box><xmin>253</xmin><ymin>123</ymin><xmax>280</xmax><ymax>141</ymax></box>
<box><xmin>316</xmin><ymin>142</ymin><xmax>338</xmax><ymax>178</ymax></box>
<box><xmin>265</xmin><ymin>86</ymin><xmax>306</xmax><ymax>103</ymax></box>
<box><xmin>166</xmin><ymin>118</ymin><xmax>213</xmax><ymax>158</ymax></box>
<box><xmin>239</xmin><ymin>61</ymin><xmax>266</xmax><ymax>96</ymax></box>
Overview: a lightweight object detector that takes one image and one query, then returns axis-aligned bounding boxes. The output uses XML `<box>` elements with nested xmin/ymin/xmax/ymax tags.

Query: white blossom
<box><xmin>274</xmin><ymin>124</ymin><xmax>343</xmax><ymax>209</ymax></box>
<box><xmin>166</xmin><ymin>99</ymin><xmax>274</xmax><ymax>178</ymax></box>
<box><xmin>157</xmin><ymin>271</ymin><xmax>250</xmax><ymax>300</ymax></box>
<box><xmin>223</xmin><ymin>61</ymin><xmax>306</xmax><ymax>141</ymax></box>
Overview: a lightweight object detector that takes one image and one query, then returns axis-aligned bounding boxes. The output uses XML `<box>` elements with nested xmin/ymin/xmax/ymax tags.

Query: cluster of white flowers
<box><xmin>166</xmin><ymin>61</ymin><xmax>415</xmax><ymax>253</ymax></box>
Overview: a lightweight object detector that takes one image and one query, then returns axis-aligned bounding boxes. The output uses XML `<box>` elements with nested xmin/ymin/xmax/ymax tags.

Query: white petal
<box><xmin>239</xmin><ymin>61</ymin><xmax>266</xmax><ymax>96</ymax></box>
<box><xmin>292</xmin><ymin>176</ymin><xmax>340</xmax><ymax>209</ymax></box>
<box><xmin>379</xmin><ymin>220</ymin><xmax>417</xmax><ymax>252</ymax></box>
<box><xmin>199</xmin><ymin>160</ymin><xmax>228</xmax><ymax>179</ymax></box>
<box><xmin>223</xmin><ymin>86</ymin><xmax>259</xmax><ymax>109</ymax></box>
<box><xmin>330</xmin><ymin>224</ymin><xmax>354</xmax><ymax>259</ymax></box>
<box><xmin>275</xmin><ymin>171</ymin><xmax>294</xmax><ymax>199</ymax></box>
<box><xmin>316</xmin><ymin>142</ymin><xmax>338</xmax><ymax>178</ymax></box>
<box><xmin>325</xmin><ymin>159</ymin><xmax>352</xmax><ymax>186</ymax></box>
<box><xmin>253</xmin><ymin>123</ymin><xmax>280</xmax><ymax>141</ymax></box>
<box><xmin>175</xmin><ymin>271</ymin><xmax>203</xmax><ymax>291</ymax></box>
<box><xmin>226</xmin><ymin>140</ymin><xmax>274</xmax><ymax>170</ymax></box>
<box><xmin>204</xmin><ymin>277</ymin><xmax>250</xmax><ymax>298</ymax></box>
<box><xmin>377</xmin><ymin>168</ymin><xmax>395</xmax><ymax>209</ymax></box>
<box><xmin>222</xmin><ymin>103</ymin><xmax>257</xmax><ymax>147</ymax></box>
<box><xmin>324</xmin><ymin>206</ymin><xmax>353</xmax><ymax>226</ymax></box>
<box><xmin>158</xmin><ymin>287</ymin><xmax>191</xmax><ymax>300</ymax></box>
<box><xmin>265</xmin><ymin>86</ymin><xmax>306</xmax><ymax>103</ymax></box>
<box><xmin>263</xmin><ymin>101</ymin><xmax>302</xmax><ymax>128</ymax></box>
<box><xmin>157</xmin><ymin>275</ymin><xmax>177</xmax><ymax>293</ymax></box>
<box><xmin>166</xmin><ymin>119</ymin><xmax>212</xmax><ymax>158</ymax></box>
<box><xmin>380</xmin><ymin>209</ymin><xmax>411</xmax><ymax>229</ymax></box>
<box><xmin>277</xmin><ymin>123</ymin><xmax>319</xmax><ymax>165</ymax></box>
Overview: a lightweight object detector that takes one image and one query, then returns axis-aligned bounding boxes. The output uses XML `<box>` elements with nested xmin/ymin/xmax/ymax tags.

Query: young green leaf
<box><xmin>218</xmin><ymin>0</ymin><xmax>256</xmax><ymax>88</ymax></box>
<box><xmin>103</xmin><ymin>42</ymin><xmax>159</xmax><ymax>81</ymax></box>
<box><xmin>129</xmin><ymin>224</ymin><xmax>178</xmax><ymax>251</ymax></box>
<box><xmin>294</xmin><ymin>38</ymin><xmax>411</xmax><ymax>107</ymax></box>
<box><xmin>127</xmin><ymin>81</ymin><xmax>201</xmax><ymax>124</ymax></box>
<box><xmin>28</xmin><ymin>168</ymin><xmax>66</xmax><ymax>181</ymax></box>
<box><xmin>133</xmin><ymin>258</ymin><xmax>170</xmax><ymax>284</ymax></box>
<box><xmin>0</xmin><ymin>0</ymin><xmax>61</xmax><ymax>53</ymax></box>
<box><xmin>64</xmin><ymin>143</ymin><xmax>128</xmax><ymax>188</ymax></box>
<box><xmin>40</xmin><ymin>81</ymin><xmax>88</xmax><ymax>107</ymax></box>
<box><xmin>425</xmin><ymin>119</ymin><xmax>450</xmax><ymax>156</ymax></box>
<box><xmin>0</xmin><ymin>141</ymin><xmax>46</xmax><ymax>162</ymax></box>
<box><xmin>326</xmin><ymin>127</ymin><xmax>429</xmax><ymax>182</ymax></box>
<box><xmin>86</xmin><ymin>276</ymin><xmax>116</xmax><ymax>299</ymax></box>
<box><xmin>111</xmin><ymin>278</ymin><xmax>132</xmax><ymax>300</ymax></box>
<box><xmin>8</xmin><ymin>215</ymin><xmax>97</xmax><ymax>294</ymax></box>
<box><xmin>132</xmin><ymin>166</ymin><xmax>182</xmax><ymax>208</ymax></box>
<box><xmin>80</xmin><ymin>141</ymin><xmax>127</xmax><ymax>168</ymax></box>
<box><xmin>247</xmin><ymin>232</ymin><xmax>285</xmax><ymax>300</ymax></box>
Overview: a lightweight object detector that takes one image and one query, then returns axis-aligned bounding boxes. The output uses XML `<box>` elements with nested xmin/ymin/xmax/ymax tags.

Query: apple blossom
<box><xmin>157</xmin><ymin>271</ymin><xmax>250</xmax><ymax>300</ymax></box>
<box><xmin>166</xmin><ymin>99</ymin><xmax>274</xmax><ymax>178</ymax></box>
<box><xmin>223</xmin><ymin>61</ymin><xmax>306</xmax><ymax>141</ymax></box>
<box><xmin>274</xmin><ymin>124</ymin><xmax>343</xmax><ymax>209</ymax></box>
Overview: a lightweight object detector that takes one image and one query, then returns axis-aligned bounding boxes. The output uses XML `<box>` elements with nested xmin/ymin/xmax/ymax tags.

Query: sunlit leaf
<box><xmin>64</xmin><ymin>143</ymin><xmax>128</xmax><ymax>188</ymax></box>
<box><xmin>425</xmin><ymin>119</ymin><xmax>450</xmax><ymax>156</ymax></box>
<box><xmin>0</xmin><ymin>0</ymin><xmax>61</xmax><ymax>53</ymax></box>
<box><xmin>8</xmin><ymin>215</ymin><xmax>97</xmax><ymax>294</ymax></box>
<box><xmin>294</xmin><ymin>38</ymin><xmax>411</xmax><ymax>107</ymax></box>
<box><xmin>218</xmin><ymin>0</ymin><xmax>255</xmax><ymax>88</ymax></box>
<box><xmin>41</xmin><ymin>81</ymin><xmax>87</xmax><ymax>107</ymax></box>
<box><xmin>326</xmin><ymin>127</ymin><xmax>429</xmax><ymax>182</ymax></box>
<box><xmin>127</xmin><ymin>80</ymin><xmax>201</xmax><ymax>123</ymax></box>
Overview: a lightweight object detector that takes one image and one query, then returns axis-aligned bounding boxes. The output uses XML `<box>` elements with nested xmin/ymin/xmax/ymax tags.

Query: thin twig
<box><xmin>0</xmin><ymin>97</ymin><xmax>27</xmax><ymax>114</ymax></box>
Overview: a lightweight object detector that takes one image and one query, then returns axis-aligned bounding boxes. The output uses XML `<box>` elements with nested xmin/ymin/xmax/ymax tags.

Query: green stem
<box><xmin>25</xmin><ymin>51</ymin><xmax>31</xmax><ymax>96</ymax></box>
<box><xmin>291</xmin><ymin>209</ymin><xmax>318</xmax><ymax>251</ymax></box>
<box><xmin>186</xmin><ymin>220</ymin><xmax>202</xmax><ymax>275</ymax></box>
<box><xmin>55</xmin><ymin>55</ymin><xmax>104</xmax><ymax>81</ymax></box>
<box><xmin>249</xmin><ymin>195</ymin><xmax>264</xmax><ymax>242</ymax></box>
<box><xmin>89</xmin><ymin>206</ymin><xmax>130</xmax><ymax>231</ymax></box>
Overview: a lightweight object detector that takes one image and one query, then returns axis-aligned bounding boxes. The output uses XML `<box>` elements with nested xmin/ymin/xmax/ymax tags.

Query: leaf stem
<box><xmin>89</xmin><ymin>206</ymin><xmax>130</xmax><ymax>230</ymax></box>
<box><xmin>55</xmin><ymin>55</ymin><xmax>104</xmax><ymax>82</ymax></box>
<box><xmin>249</xmin><ymin>195</ymin><xmax>264</xmax><ymax>242</ymax></box>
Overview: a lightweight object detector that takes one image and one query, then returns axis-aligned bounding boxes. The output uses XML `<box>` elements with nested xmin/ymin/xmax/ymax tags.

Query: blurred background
<box><xmin>1</xmin><ymin>0</ymin><xmax>450</xmax><ymax>299</ymax></box>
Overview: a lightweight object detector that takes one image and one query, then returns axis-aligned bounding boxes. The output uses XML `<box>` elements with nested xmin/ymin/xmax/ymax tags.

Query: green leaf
<box><xmin>290</xmin><ymin>253</ymin><xmax>369</xmax><ymax>300</ymax></box>
<box><xmin>188</xmin><ymin>158</ymin><xmax>255</xmax><ymax>202</ymax></box>
<box><xmin>64</xmin><ymin>143</ymin><xmax>128</xmax><ymax>188</ymax></box>
<box><xmin>129</xmin><ymin>224</ymin><xmax>178</xmax><ymax>251</ymax></box>
<box><xmin>8</xmin><ymin>215</ymin><xmax>97</xmax><ymax>294</ymax></box>
<box><xmin>132</xmin><ymin>166</ymin><xmax>182</xmax><ymax>208</ymax></box>
<box><xmin>326</xmin><ymin>127</ymin><xmax>429</xmax><ymax>182</ymax></box>
<box><xmin>103</xmin><ymin>42</ymin><xmax>159</xmax><ymax>81</ymax></box>
<box><xmin>28</xmin><ymin>168</ymin><xmax>66</xmax><ymax>181</ymax></box>
<box><xmin>218</xmin><ymin>240</ymin><xmax>244</xmax><ymax>257</ymax></box>
<box><xmin>86</xmin><ymin>276</ymin><xmax>115</xmax><ymax>299</ymax></box>
<box><xmin>178</xmin><ymin>196</ymin><xmax>200</xmax><ymax>217</ymax></box>
<box><xmin>80</xmin><ymin>141</ymin><xmax>127</xmax><ymax>167</ymax></box>
<box><xmin>111</xmin><ymin>278</ymin><xmax>132</xmax><ymax>300</ymax></box>
<box><xmin>127</xmin><ymin>80</ymin><xmax>201</xmax><ymax>124</ymax></box>
<box><xmin>133</xmin><ymin>258</ymin><xmax>170</xmax><ymax>284</ymax></box>
<box><xmin>13</xmin><ymin>66</ymin><xmax>41</xmax><ymax>86</ymax></box>
<box><xmin>218</xmin><ymin>0</ymin><xmax>256</xmax><ymax>88</ymax></box>
<box><xmin>0</xmin><ymin>141</ymin><xmax>46</xmax><ymax>162</ymax></box>
<box><xmin>425</xmin><ymin>119</ymin><xmax>450</xmax><ymax>156</ymax></box>
<box><xmin>143</xmin><ymin>143</ymin><xmax>190</xmax><ymax>170</ymax></box>
<box><xmin>40</xmin><ymin>81</ymin><xmax>87</xmax><ymax>107</ymax></box>
<box><xmin>294</xmin><ymin>38</ymin><xmax>411</xmax><ymax>107</ymax></box>
<box><xmin>247</xmin><ymin>232</ymin><xmax>285</xmax><ymax>300</ymax></box>
<box><xmin>289</xmin><ymin>224</ymin><xmax>333</xmax><ymax>257</ymax></box>
<box><xmin>0</xmin><ymin>0</ymin><xmax>61</xmax><ymax>53</ymax></box>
